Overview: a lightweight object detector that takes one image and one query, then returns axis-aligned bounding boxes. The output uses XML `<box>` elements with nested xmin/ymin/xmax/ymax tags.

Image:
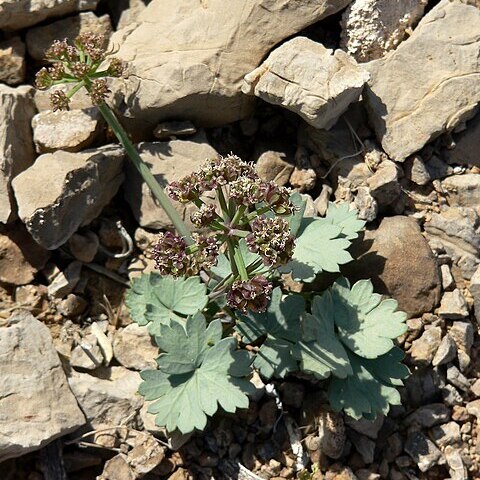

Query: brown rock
<box><xmin>343</xmin><ymin>216</ymin><xmax>441</xmax><ymax>317</ymax></box>
<box><xmin>255</xmin><ymin>151</ymin><xmax>294</xmax><ymax>186</ymax></box>
<box><xmin>0</xmin><ymin>37</ymin><xmax>25</xmax><ymax>85</ymax></box>
<box><xmin>0</xmin><ymin>225</ymin><xmax>50</xmax><ymax>285</ymax></box>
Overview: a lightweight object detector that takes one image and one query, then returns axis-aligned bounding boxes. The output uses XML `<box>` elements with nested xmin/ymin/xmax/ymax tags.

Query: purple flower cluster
<box><xmin>153</xmin><ymin>232</ymin><xmax>219</xmax><ymax>277</ymax></box>
<box><xmin>246</xmin><ymin>216</ymin><xmax>295</xmax><ymax>267</ymax></box>
<box><xmin>227</xmin><ymin>275</ymin><xmax>273</xmax><ymax>313</ymax></box>
<box><xmin>190</xmin><ymin>204</ymin><xmax>217</xmax><ymax>228</ymax></box>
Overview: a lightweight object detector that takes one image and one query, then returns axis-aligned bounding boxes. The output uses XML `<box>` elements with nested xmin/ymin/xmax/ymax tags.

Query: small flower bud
<box><xmin>229</xmin><ymin>176</ymin><xmax>263</xmax><ymax>207</ymax></box>
<box><xmin>70</xmin><ymin>61</ymin><xmax>90</xmax><ymax>78</ymax></box>
<box><xmin>88</xmin><ymin>78</ymin><xmax>110</xmax><ymax>105</ymax></box>
<box><xmin>227</xmin><ymin>275</ymin><xmax>273</xmax><ymax>313</ymax></box>
<box><xmin>107</xmin><ymin>58</ymin><xmax>125</xmax><ymax>77</ymax></box>
<box><xmin>76</xmin><ymin>32</ymin><xmax>107</xmax><ymax>62</ymax></box>
<box><xmin>35</xmin><ymin>68</ymin><xmax>53</xmax><ymax>90</ymax></box>
<box><xmin>167</xmin><ymin>173</ymin><xmax>203</xmax><ymax>203</ymax></box>
<box><xmin>50</xmin><ymin>90</ymin><xmax>70</xmax><ymax>111</ymax></box>
<box><xmin>190</xmin><ymin>204</ymin><xmax>217</xmax><ymax>228</ymax></box>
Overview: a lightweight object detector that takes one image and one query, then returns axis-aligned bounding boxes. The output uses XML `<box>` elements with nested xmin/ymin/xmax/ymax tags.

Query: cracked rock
<box><xmin>12</xmin><ymin>145</ymin><xmax>125</xmax><ymax>249</ymax></box>
<box><xmin>243</xmin><ymin>36</ymin><xmax>369</xmax><ymax>130</ymax></box>
<box><xmin>364</xmin><ymin>0</ymin><xmax>480</xmax><ymax>161</ymax></box>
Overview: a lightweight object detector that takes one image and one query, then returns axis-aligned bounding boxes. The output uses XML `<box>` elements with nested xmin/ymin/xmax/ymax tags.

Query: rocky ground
<box><xmin>1</xmin><ymin>0</ymin><xmax>480</xmax><ymax>479</ymax></box>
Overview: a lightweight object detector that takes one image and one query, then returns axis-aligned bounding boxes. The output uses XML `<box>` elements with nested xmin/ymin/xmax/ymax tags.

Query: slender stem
<box><xmin>240</xmin><ymin>206</ymin><xmax>271</xmax><ymax>226</ymax></box>
<box><xmin>95</xmin><ymin>102</ymin><xmax>193</xmax><ymax>244</ymax></box>
<box><xmin>67</xmin><ymin>81</ymin><xmax>85</xmax><ymax>98</ymax></box>
<box><xmin>231</xmin><ymin>205</ymin><xmax>246</xmax><ymax>227</ymax></box>
<box><xmin>217</xmin><ymin>188</ymin><xmax>230</xmax><ymax>220</ymax></box>
<box><xmin>225</xmin><ymin>239</ymin><xmax>238</xmax><ymax>277</ymax></box>
<box><xmin>233</xmin><ymin>245</ymin><xmax>249</xmax><ymax>281</ymax></box>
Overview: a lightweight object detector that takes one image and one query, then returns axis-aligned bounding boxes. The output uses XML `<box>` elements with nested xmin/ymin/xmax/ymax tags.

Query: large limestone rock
<box><xmin>0</xmin><ymin>85</ymin><xmax>36</xmax><ymax>224</ymax></box>
<box><xmin>340</xmin><ymin>0</ymin><xmax>427</xmax><ymax>62</ymax></box>
<box><xmin>364</xmin><ymin>0</ymin><xmax>480</xmax><ymax>161</ymax></box>
<box><xmin>0</xmin><ymin>0</ymin><xmax>100</xmax><ymax>30</ymax></box>
<box><xmin>110</xmin><ymin>0</ymin><xmax>352</xmax><ymax>130</ymax></box>
<box><xmin>243</xmin><ymin>37</ymin><xmax>369</xmax><ymax>130</ymax></box>
<box><xmin>12</xmin><ymin>145</ymin><xmax>125</xmax><ymax>250</ymax></box>
<box><xmin>124</xmin><ymin>133</ymin><xmax>218</xmax><ymax>229</ymax></box>
<box><xmin>0</xmin><ymin>311</ymin><xmax>86</xmax><ymax>462</ymax></box>
<box><xmin>26</xmin><ymin>11</ymin><xmax>112</xmax><ymax>62</ymax></box>
<box><xmin>344</xmin><ymin>216</ymin><xmax>441</xmax><ymax>317</ymax></box>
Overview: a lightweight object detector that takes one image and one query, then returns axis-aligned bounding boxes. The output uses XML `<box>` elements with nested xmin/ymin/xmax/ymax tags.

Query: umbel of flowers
<box><xmin>153</xmin><ymin>155</ymin><xmax>296</xmax><ymax>312</ymax></box>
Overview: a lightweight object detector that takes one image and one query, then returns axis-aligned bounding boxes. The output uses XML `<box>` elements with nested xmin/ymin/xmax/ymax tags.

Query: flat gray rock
<box><xmin>0</xmin><ymin>311</ymin><xmax>85</xmax><ymax>462</ymax></box>
<box><xmin>364</xmin><ymin>0</ymin><xmax>480</xmax><ymax>161</ymax></box>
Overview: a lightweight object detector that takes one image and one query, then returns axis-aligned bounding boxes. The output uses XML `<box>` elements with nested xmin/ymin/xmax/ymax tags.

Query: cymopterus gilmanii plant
<box><xmin>37</xmin><ymin>33</ymin><xmax>409</xmax><ymax>436</ymax></box>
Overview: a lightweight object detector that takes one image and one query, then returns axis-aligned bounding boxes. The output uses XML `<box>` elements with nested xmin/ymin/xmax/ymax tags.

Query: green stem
<box><xmin>240</xmin><ymin>206</ymin><xmax>271</xmax><ymax>225</ymax></box>
<box><xmin>217</xmin><ymin>188</ymin><xmax>230</xmax><ymax>220</ymax></box>
<box><xmin>230</xmin><ymin>205</ymin><xmax>246</xmax><ymax>227</ymax></box>
<box><xmin>233</xmin><ymin>245</ymin><xmax>249</xmax><ymax>281</ymax></box>
<box><xmin>226</xmin><ymin>239</ymin><xmax>238</xmax><ymax>277</ymax></box>
<box><xmin>67</xmin><ymin>81</ymin><xmax>85</xmax><ymax>98</ymax></box>
<box><xmin>95</xmin><ymin>102</ymin><xmax>193</xmax><ymax>244</ymax></box>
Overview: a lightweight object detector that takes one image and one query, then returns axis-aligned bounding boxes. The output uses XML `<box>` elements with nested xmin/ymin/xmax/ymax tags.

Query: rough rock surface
<box><xmin>0</xmin><ymin>0</ymin><xmax>101</xmax><ymax>30</ymax></box>
<box><xmin>32</xmin><ymin>108</ymin><xmax>102</xmax><ymax>153</ymax></box>
<box><xmin>0</xmin><ymin>85</ymin><xmax>36</xmax><ymax>224</ymax></box>
<box><xmin>0</xmin><ymin>37</ymin><xmax>25</xmax><ymax>85</ymax></box>
<box><xmin>26</xmin><ymin>11</ymin><xmax>112</xmax><ymax>62</ymax></box>
<box><xmin>68</xmin><ymin>367</ymin><xmax>143</xmax><ymax>428</ymax></box>
<box><xmin>364</xmin><ymin>0</ymin><xmax>480</xmax><ymax>161</ymax></box>
<box><xmin>123</xmin><ymin>133</ymin><xmax>218</xmax><ymax>229</ymax></box>
<box><xmin>243</xmin><ymin>37</ymin><xmax>369</xmax><ymax>130</ymax></box>
<box><xmin>12</xmin><ymin>145</ymin><xmax>125</xmax><ymax>250</ymax></box>
<box><xmin>344</xmin><ymin>216</ymin><xmax>441</xmax><ymax>317</ymax></box>
<box><xmin>340</xmin><ymin>0</ymin><xmax>427</xmax><ymax>62</ymax></box>
<box><xmin>110</xmin><ymin>0</ymin><xmax>352</xmax><ymax>130</ymax></box>
<box><xmin>0</xmin><ymin>225</ymin><xmax>50</xmax><ymax>285</ymax></box>
<box><xmin>0</xmin><ymin>311</ymin><xmax>86</xmax><ymax>462</ymax></box>
<box><xmin>441</xmin><ymin>174</ymin><xmax>480</xmax><ymax>208</ymax></box>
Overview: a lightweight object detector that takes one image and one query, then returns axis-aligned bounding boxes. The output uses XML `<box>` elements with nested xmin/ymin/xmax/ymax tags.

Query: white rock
<box><xmin>32</xmin><ymin>108</ymin><xmax>103</xmax><ymax>154</ymax></box>
<box><xmin>432</xmin><ymin>335</ymin><xmax>457</xmax><ymax>367</ymax></box>
<box><xmin>364</xmin><ymin>0</ymin><xmax>480</xmax><ymax>161</ymax></box>
<box><xmin>110</xmin><ymin>0</ymin><xmax>352</xmax><ymax>130</ymax></box>
<box><xmin>243</xmin><ymin>37</ymin><xmax>369</xmax><ymax>130</ymax></box>
<box><xmin>0</xmin><ymin>0</ymin><xmax>100</xmax><ymax>30</ymax></box>
<box><xmin>438</xmin><ymin>290</ymin><xmax>469</xmax><ymax>319</ymax></box>
<box><xmin>440</xmin><ymin>264</ymin><xmax>455</xmax><ymax>291</ymax></box>
<box><xmin>341</xmin><ymin>0</ymin><xmax>427</xmax><ymax>62</ymax></box>
<box><xmin>441</xmin><ymin>174</ymin><xmax>480</xmax><ymax>208</ymax></box>
<box><xmin>26</xmin><ymin>11</ymin><xmax>112</xmax><ymax>62</ymax></box>
<box><xmin>0</xmin><ymin>85</ymin><xmax>35</xmax><ymax>224</ymax></box>
<box><xmin>113</xmin><ymin>323</ymin><xmax>158</xmax><ymax>371</ymax></box>
<box><xmin>47</xmin><ymin>261</ymin><xmax>82</xmax><ymax>299</ymax></box>
<box><xmin>410</xmin><ymin>327</ymin><xmax>442</xmax><ymax>365</ymax></box>
<box><xmin>0</xmin><ymin>311</ymin><xmax>85</xmax><ymax>462</ymax></box>
<box><xmin>123</xmin><ymin>133</ymin><xmax>218</xmax><ymax>229</ymax></box>
<box><xmin>12</xmin><ymin>145</ymin><xmax>125</xmax><ymax>249</ymax></box>
<box><xmin>68</xmin><ymin>366</ymin><xmax>143</xmax><ymax>428</ymax></box>
<box><xmin>431</xmin><ymin>422</ymin><xmax>461</xmax><ymax>448</ymax></box>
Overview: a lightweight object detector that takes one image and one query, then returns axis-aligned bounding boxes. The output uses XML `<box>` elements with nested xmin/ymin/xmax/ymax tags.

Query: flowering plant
<box><xmin>37</xmin><ymin>33</ymin><xmax>409</xmax><ymax>437</ymax></box>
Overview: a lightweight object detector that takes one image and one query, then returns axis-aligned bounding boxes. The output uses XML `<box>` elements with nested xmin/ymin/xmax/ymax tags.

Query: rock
<box><xmin>318</xmin><ymin>411</ymin><xmax>346</xmax><ymax>460</ymax></box>
<box><xmin>153</xmin><ymin>121</ymin><xmax>197</xmax><ymax>141</ymax></box>
<box><xmin>0</xmin><ymin>0</ymin><xmax>101</xmax><ymax>30</ymax></box>
<box><xmin>444</xmin><ymin>446</ymin><xmax>468</xmax><ymax>480</ymax></box>
<box><xmin>471</xmin><ymin>379</ymin><xmax>480</xmax><ymax>397</ymax></box>
<box><xmin>441</xmin><ymin>384</ymin><xmax>463</xmax><ymax>407</ymax></box>
<box><xmin>0</xmin><ymin>37</ymin><xmax>25</xmax><ymax>85</ymax></box>
<box><xmin>425</xmin><ymin>207</ymin><xmax>480</xmax><ymax>280</ymax></box>
<box><xmin>404</xmin><ymin>431</ymin><xmax>444</xmax><ymax>473</ymax></box>
<box><xmin>366</xmin><ymin>160</ymin><xmax>401</xmax><ymax>207</ymax></box>
<box><xmin>0</xmin><ymin>225</ymin><xmax>50</xmax><ymax>285</ymax></box>
<box><xmin>57</xmin><ymin>294</ymin><xmax>87</xmax><ymax>317</ymax></box>
<box><xmin>255</xmin><ymin>151</ymin><xmax>294</xmax><ymax>186</ymax></box>
<box><xmin>123</xmin><ymin>133</ymin><xmax>218</xmax><ymax>229</ymax></box>
<box><xmin>364</xmin><ymin>0</ymin><xmax>480</xmax><ymax>162</ymax></box>
<box><xmin>35</xmin><ymin>85</ymin><xmax>94</xmax><ymax>112</ymax></box>
<box><xmin>97</xmin><ymin>454</ymin><xmax>135</xmax><ymax>480</ymax></box>
<box><xmin>345</xmin><ymin>216</ymin><xmax>441</xmax><ymax>317</ymax></box>
<box><xmin>290</xmin><ymin>168</ymin><xmax>317</xmax><ymax>192</ymax></box>
<box><xmin>12</xmin><ymin>145</ymin><xmax>125</xmax><ymax>249</ymax></box>
<box><xmin>113</xmin><ymin>323</ymin><xmax>158</xmax><ymax>371</ymax></box>
<box><xmin>441</xmin><ymin>174</ymin><xmax>480</xmax><ymax>208</ymax></box>
<box><xmin>243</xmin><ymin>37</ymin><xmax>369</xmax><ymax>130</ymax></box>
<box><xmin>466</xmin><ymin>399</ymin><xmax>480</xmax><ymax>420</ymax></box>
<box><xmin>345</xmin><ymin>416</ymin><xmax>383</xmax><ymax>440</ymax></box>
<box><xmin>340</xmin><ymin>0</ymin><xmax>427</xmax><ymax>62</ymax></box>
<box><xmin>349</xmin><ymin>431</ymin><xmax>375</xmax><ymax>464</ymax></box>
<box><xmin>315</xmin><ymin>184</ymin><xmax>334</xmax><ymax>217</ymax></box>
<box><xmin>406</xmin><ymin>404</ymin><xmax>450</xmax><ymax>428</ymax></box>
<box><xmin>108</xmin><ymin>0</ymin><xmax>147</xmax><ymax>30</ymax></box>
<box><xmin>410</xmin><ymin>327</ymin><xmax>442</xmax><ymax>365</ymax></box>
<box><xmin>68</xmin><ymin>366</ymin><xmax>143</xmax><ymax>428</ymax></box>
<box><xmin>0</xmin><ymin>311</ymin><xmax>85</xmax><ymax>462</ymax></box>
<box><xmin>32</xmin><ymin>108</ymin><xmax>103</xmax><ymax>154</ymax></box>
<box><xmin>353</xmin><ymin>186</ymin><xmax>378</xmax><ymax>222</ymax></box>
<box><xmin>26</xmin><ymin>11</ymin><xmax>112</xmax><ymax>62</ymax></box>
<box><xmin>431</xmin><ymin>422</ymin><xmax>461</xmax><ymax>448</ymax></box>
<box><xmin>446</xmin><ymin>365</ymin><xmax>470</xmax><ymax>392</ymax></box>
<box><xmin>438</xmin><ymin>290</ymin><xmax>469</xmax><ymax>319</ymax></box>
<box><xmin>426</xmin><ymin>155</ymin><xmax>452</xmax><ymax>181</ymax></box>
<box><xmin>0</xmin><ymin>85</ymin><xmax>36</xmax><ymax>224</ymax></box>
<box><xmin>68</xmin><ymin>231</ymin><xmax>99</xmax><ymax>263</ymax></box>
<box><xmin>440</xmin><ymin>264</ymin><xmax>455</xmax><ymax>291</ymax></box>
<box><xmin>404</xmin><ymin>155</ymin><xmax>431</xmax><ymax>186</ymax></box>
<box><xmin>470</xmin><ymin>265</ymin><xmax>480</xmax><ymax>324</ymax></box>
<box><xmin>449</xmin><ymin>321</ymin><xmax>474</xmax><ymax>361</ymax></box>
<box><xmin>110</xmin><ymin>0</ymin><xmax>352</xmax><ymax>130</ymax></box>
<box><xmin>432</xmin><ymin>335</ymin><xmax>457</xmax><ymax>367</ymax></box>
<box><xmin>447</xmin><ymin>113</ymin><xmax>480</xmax><ymax>167</ymax></box>
<box><xmin>47</xmin><ymin>261</ymin><xmax>82</xmax><ymax>298</ymax></box>
<box><xmin>70</xmin><ymin>338</ymin><xmax>104</xmax><ymax>371</ymax></box>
